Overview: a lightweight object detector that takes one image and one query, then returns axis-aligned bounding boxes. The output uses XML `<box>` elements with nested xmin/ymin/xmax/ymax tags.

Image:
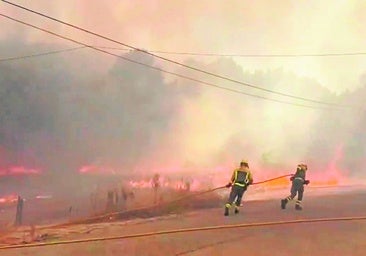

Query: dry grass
<box><xmin>0</xmin><ymin>187</ymin><xmax>225</xmax><ymax>229</ymax></box>
<box><xmin>70</xmin><ymin>189</ymin><xmax>224</xmax><ymax>225</ymax></box>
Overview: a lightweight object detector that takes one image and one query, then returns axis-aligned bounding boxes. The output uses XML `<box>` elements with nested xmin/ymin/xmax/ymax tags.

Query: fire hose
<box><xmin>42</xmin><ymin>174</ymin><xmax>294</xmax><ymax>229</ymax></box>
<box><xmin>1</xmin><ymin>216</ymin><xmax>366</xmax><ymax>250</ymax></box>
<box><xmin>251</xmin><ymin>174</ymin><xmax>293</xmax><ymax>185</ymax></box>
<box><xmin>2</xmin><ymin>174</ymin><xmax>366</xmax><ymax>251</ymax></box>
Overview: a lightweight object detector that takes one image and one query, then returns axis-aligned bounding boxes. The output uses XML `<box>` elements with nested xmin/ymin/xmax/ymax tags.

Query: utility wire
<box><xmin>95</xmin><ymin>46</ymin><xmax>366</xmax><ymax>58</ymax></box>
<box><xmin>0</xmin><ymin>13</ymin><xmax>340</xmax><ymax>110</ymax></box>
<box><xmin>0</xmin><ymin>0</ymin><xmax>353</xmax><ymax>108</ymax></box>
<box><xmin>3</xmin><ymin>45</ymin><xmax>366</xmax><ymax>63</ymax></box>
<box><xmin>0</xmin><ymin>46</ymin><xmax>86</xmax><ymax>62</ymax></box>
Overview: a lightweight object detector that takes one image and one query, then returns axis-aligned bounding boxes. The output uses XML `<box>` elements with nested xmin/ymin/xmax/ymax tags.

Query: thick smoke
<box><xmin>1</xmin><ymin>37</ymin><xmax>366</xmax><ymax>192</ymax></box>
<box><xmin>0</xmin><ymin>39</ymin><xmax>198</xmax><ymax>177</ymax></box>
<box><xmin>168</xmin><ymin>58</ymin><xmax>332</xmax><ymax>169</ymax></box>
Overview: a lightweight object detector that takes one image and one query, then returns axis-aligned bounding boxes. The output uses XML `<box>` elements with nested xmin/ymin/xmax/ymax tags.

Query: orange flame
<box><xmin>129</xmin><ymin>177</ymin><xmax>201</xmax><ymax>191</ymax></box>
<box><xmin>79</xmin><ymin>165</ymin><xmax>117</xmax><ymax>175</ymax></box>
<box><xmin>0</xmin><ymin>166</ymin><xmax>41</xmax><ymax>176</ymax></box>
<box><xmin>0</xmin><ymin>194</ymin><xmax>18</xmax><ymax>204</ymax></box>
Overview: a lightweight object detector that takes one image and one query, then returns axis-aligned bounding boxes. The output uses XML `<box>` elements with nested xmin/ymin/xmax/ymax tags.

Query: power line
<box><xmin>4</xmin><ymin>45</ymin><xmax>365</xmax><ymax>62</ymax></box>
<box><xmin>0</xmin><ymin>13</ymin><xmax>340</xmax><ymax>110</ymax></box>
<box><xmin>3</xmin><ymin>45</ymin><xmax>366</xmax><ymax>63</ymax></box>
<box><xmin>96</xmin><ymin>46</ymin><xmax>366</xmax><ymax>58</ymax></box>
<box><xmin>0</xmin><ymin>0</ymin><xmax>353</xmax><ymax>108</ymax></box>
<box><xmin>0</xmin><ymin>46</ymin><xmax>86</xmax><ymax>62</ymax></box>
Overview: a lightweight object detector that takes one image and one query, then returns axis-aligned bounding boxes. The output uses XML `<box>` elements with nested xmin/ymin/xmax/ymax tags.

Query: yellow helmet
<box><xmin>298</xmin><ymin>163</ymin><xmax>307</xmax><ymax>171</ymax></box>
<box><xmin>240</xmin><ymin>160</ymin><xmax>249</xmax><ymax>167</ymax></box>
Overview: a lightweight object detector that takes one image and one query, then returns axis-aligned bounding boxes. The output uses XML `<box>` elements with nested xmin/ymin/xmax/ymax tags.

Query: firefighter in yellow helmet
<box><xmin>281</xmin><ymin>163</ymin><xmax>310</xmax><ymax>210</ymax></box>
<box><xmin>224</xmin><ymin>160</ymin><xmax>253</xmax><ymax>216</ymax></box>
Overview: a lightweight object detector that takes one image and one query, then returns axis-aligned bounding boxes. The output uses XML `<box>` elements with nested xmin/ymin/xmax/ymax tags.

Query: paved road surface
<box><xmin>1</xmin><ymin>187</ymin><xmax>366</xmax><ymax>255</ymax></box>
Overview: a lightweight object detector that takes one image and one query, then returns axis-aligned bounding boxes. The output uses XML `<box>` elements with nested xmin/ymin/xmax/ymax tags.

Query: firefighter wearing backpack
<box><xmin>224</xmin><ymin>160</ymin><xmax>253</xmax><ymax>216</ymax></box>
<box><xmin>281</xmin><ymin>164</ymin><xmax>310</xmax><ymax>210</ymax></box>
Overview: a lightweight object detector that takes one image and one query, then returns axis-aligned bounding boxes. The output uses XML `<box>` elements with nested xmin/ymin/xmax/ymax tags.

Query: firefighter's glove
<box><xmin>225</xmin><ymin>183</ymin><xmax>232</xmax><ymax>188</ymax></box>
<box><xmin>304</xmin><ymin>180</ymin><xmax>310</xmax><ymax>185</ymax></box>
<box><xmin>290</xmin><ymin>176</ymin><xmax>295</xmax><ymax>181</ymax></box>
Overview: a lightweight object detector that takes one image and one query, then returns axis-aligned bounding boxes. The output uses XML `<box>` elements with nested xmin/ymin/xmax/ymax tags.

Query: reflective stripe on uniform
<box><xmin>234</xmin><ymin>182</ymin><xmax>246</xmax><ymax>187</ymax></box>
<box><xmin>233</xmin><ymin>170</ymin><xmax>249</xmax><ymax>187</ymax></box>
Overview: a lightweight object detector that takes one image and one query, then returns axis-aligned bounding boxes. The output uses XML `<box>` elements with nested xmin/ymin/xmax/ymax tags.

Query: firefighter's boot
<box><xmin>234</xmin><ymin>206</ymin><xmax>239</xmax><ymax>214</ymax></box>
<box><xmin>295</xmin><ymin>200</ymin><xmax>302</xmax><ymax>210</ymax></box>
<box><xmin>281</xmin><ymin>199</ymin><xmax>287</xmax><ymax>209</ymax></box>
<box><xmin>224</xmin><ymin>204</ymin><xmax>230</xmax><ymax>216</ymax></box>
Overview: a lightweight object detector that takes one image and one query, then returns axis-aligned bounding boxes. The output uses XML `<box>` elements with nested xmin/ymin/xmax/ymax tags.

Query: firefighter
<box><xmin>224</xmin><ymin>160</ymin><xmax>253</xmax><ymax>216</ymax></box>
<box><xmin>281</xmin><ymin>164</ymin><xmax>310</xmax><ymax>210</ymax></box>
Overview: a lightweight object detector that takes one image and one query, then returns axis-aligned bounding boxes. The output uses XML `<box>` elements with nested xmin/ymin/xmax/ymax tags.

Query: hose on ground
<box><xmin>44</xmin><ymin>174</ymin><xmax>293</xmax><ymax>228</ymax></box>
<box><xmin>1</xmin><ymin>215</ymin><xmax>365</xmax><ymax>250</ymax></box>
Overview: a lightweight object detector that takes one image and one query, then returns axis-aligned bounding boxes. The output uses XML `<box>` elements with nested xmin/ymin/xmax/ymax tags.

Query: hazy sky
<box><xmin>1</xmin><ymin>0</ymin><xmax>366</xmax><ymax>94</ymax></box>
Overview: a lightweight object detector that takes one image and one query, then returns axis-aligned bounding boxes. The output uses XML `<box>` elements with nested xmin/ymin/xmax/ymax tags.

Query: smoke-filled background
<box><xmin>1</xmin><ymin>0</ymin><xmax>366</xmax><ymax>196</ymax></box>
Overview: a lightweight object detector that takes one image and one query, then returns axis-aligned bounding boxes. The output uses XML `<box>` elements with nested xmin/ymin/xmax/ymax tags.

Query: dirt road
<box><xmin>1</xmin><ymin>187</ymin><xmax>366</xmax><ymax>255</ymax></box>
